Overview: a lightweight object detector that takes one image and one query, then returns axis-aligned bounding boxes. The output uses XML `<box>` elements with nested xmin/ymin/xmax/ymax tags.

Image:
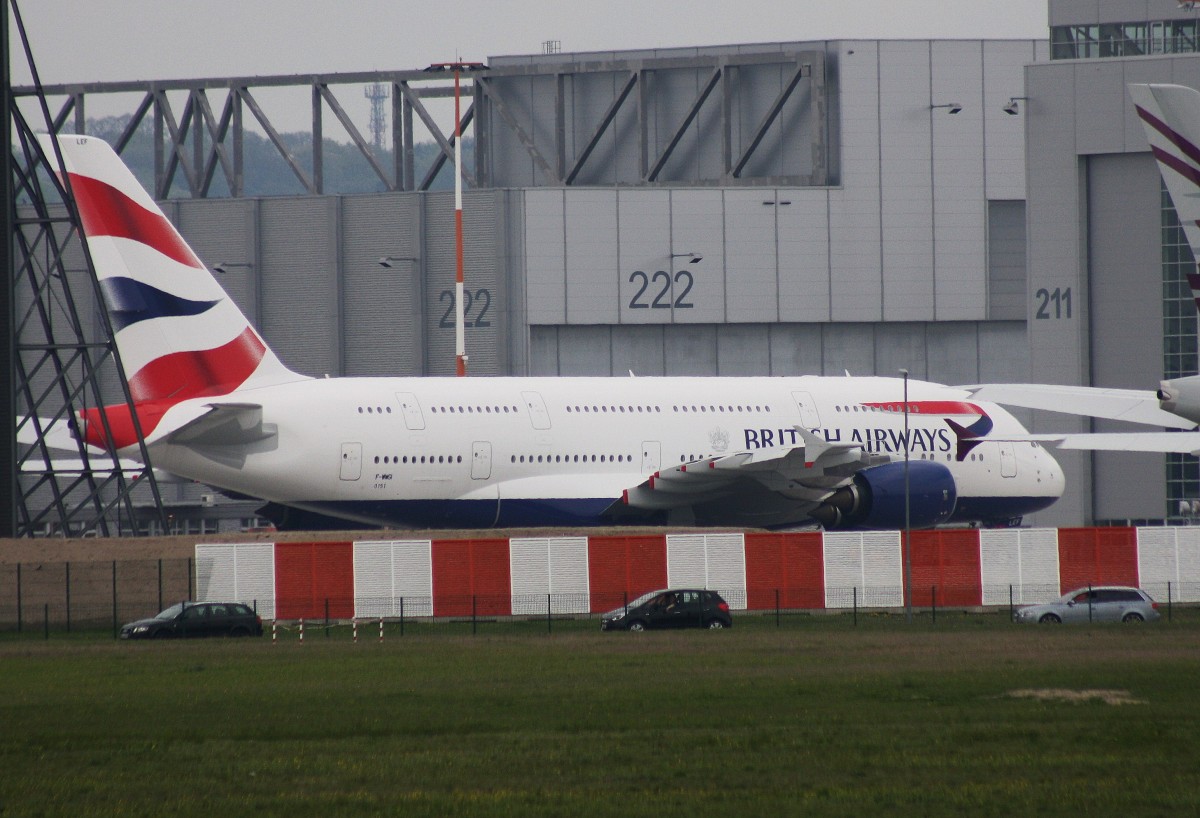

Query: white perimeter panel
<box><xmin>1138</xmin><ymin>527</ymin><xmax>1200</xmax><ymax>603</ymax></box>
<box><xmin>1180</xmin><ymin>529</ymin><xmax>1200</xmax><ymax>603</ymax></box>
<box><xmin>667</xmin><ymin>534</ymin><xmax>708</xmax><ymax>588</ymax></box>
<box><xmin>665</xmin><ymin>533</ymin><xmax>747</xmax><ymax>609</ymax></box>
<box><xmin>822</xmin><ymin>531</ymin><xmax>902</xmax><ymax>608</ymax></box>
<box><xmin>353</xmin><ymin>539</ymin><xmax>433</xmax><ymax>618</ymax></box>
<box><xmin>195</xmin><ymin>543</ymin><xmax>276</xmax><ymax>619</ymax></box>
<box><xmin>704</xmin><ymin>533</ymin><xmax>747</xmax><ymax>610</ymax></box>
<box><xmin>196</xmin><ymin>544</ymin><xmax>237</xmax><ymax>604</ymax></box>
<box><xmin>979</xmin><ymin>528</ymin><xmax>1060</xmax><ymax>604</ymax></box>
<box><xmin>1136</xmin><ymin>527</ymin><xmax>1177</xmax><ymax>602</ymax></box>
<box><xmin>509</xmin><ymin>536</ymin><xmax>591</xmax><ymax>614</ymax></box>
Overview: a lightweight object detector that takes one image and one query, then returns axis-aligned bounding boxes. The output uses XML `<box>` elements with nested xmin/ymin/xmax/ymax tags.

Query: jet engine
<box><xmin>809</xmin><ymin>461</ymin><xmax>957</xmax><ymax>530</ymax></box>
<box><xmin>1158</xmin><ymin>376</ymin><xmax>1200</xmax><ymax>425</ymax></box>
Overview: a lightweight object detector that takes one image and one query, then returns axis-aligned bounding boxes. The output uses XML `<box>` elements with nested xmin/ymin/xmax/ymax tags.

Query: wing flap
<box><xmin>618</xmin><ymin>426</ymin><xmax>879</xmax><ymax>513</ymax></box>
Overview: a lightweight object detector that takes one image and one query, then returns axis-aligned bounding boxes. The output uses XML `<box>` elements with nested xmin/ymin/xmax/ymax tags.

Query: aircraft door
<box><xmin>522</xmin><ymin>391</ymin><xmax>551</xmax><ymax>429</ymax></box>
<box><xmin>471</xmin><ymin>441</ymin><xmax>492</xmax><ymax>480</ymax></box>
<box><xmin>394</xmin><ymin>392</ymin><xmax>426</xmax><ymax>430</ymax></box>
<box><xmin>791</xmin><ymin>391</ymin><xmax>822</xmax><ymax>427</ymax></box>
<box><xmin>999</xmin><ymin>443</ymin><xmax>1017</xmax><ymax>478</ymax></box>
<box><xmin>340</xmin><ymin>442</ymin><xmax>362</xmax><ymax>481</ymax></box>
<box><xmin>641</xmin><ymin>441</ymin><xmax>661</xmax><ymax>474</ymax></box>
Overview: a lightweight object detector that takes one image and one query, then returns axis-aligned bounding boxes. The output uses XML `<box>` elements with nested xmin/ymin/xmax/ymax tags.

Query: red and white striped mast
<box><xmin>428</xmin><ymin>59</ymin><xmax>486</xmax><ymax>376</ymax></box>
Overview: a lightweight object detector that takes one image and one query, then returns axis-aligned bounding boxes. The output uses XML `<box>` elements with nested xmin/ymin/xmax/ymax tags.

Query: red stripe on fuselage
<box><xmin>862</xmin><ymin>401</ymin><xmax>985</xmax><ymax>416</ymax></box>
<box><xmin>66</xmin><ymin>172</ymin><xmax>204</xmax><ymax>269</ymax></box>
<box><xmin>82</xmin><ymin>328</ymin><xmax>266</xmax><ymax>450</ymax></box>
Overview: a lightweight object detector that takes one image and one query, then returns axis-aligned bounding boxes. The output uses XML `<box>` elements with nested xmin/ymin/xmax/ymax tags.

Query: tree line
<box><xmin>83</xmin><ymin>114</ymin><xmax>473</xmax><ymax>198</ymax></box>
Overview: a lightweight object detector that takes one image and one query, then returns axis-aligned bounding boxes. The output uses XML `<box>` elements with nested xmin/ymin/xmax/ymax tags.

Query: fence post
<box><xmin>472</xmin><ymin>595</ymin><xmax>477</xmax><ymax>636</ymax></box>
<box><xmin>399</xmin><ymin>597</ymin><xmax>404</xmax><ymax>638</ymax></box>
<box><xmin>1168</xmin><ymin>581</ymin><xmax>1173</xmax><ymax>622</ymax></box>
<box><xmin>1009</xmin><ymin>584</ymin><xmax>1014</xmax><ymax>622</ymax></box>
<box><xmin>775</xmin><ymin>588</ymin><xmax>780</xmax><ymax>628</ymax></box>
<box><xmin>853</xmin><ymin>586</ymin><xmax>858</xmax><ymax>627</ymax></box>
<box><xmin>299</xmin><ymin>618</ymin><xmax>305</xmax><ymax>644</ymax></box>
<box><xmin>272</xmin><ymin>620</ymin><xmax>277</xmax><ymax>644</ymax></box>
<box><xmin>379</xmin><ymin>615</ymin><xmax>385</xmax><ymax>643</ymax></box>
<box><xmin>111</xmin><ymin>560</ymin><xmax>118</xmax><ymax>639</ymax></box>
<box><xmin>547</xmin><ymin>593</ymin><xmax>552</xmax><ymax>635</ymax></box>
<box><xmin>325</xmin><ymin>598</ymin><xmax>330</xmax><ymax>638</ymax></box>
<box><xmin>65</xmin><ymin>562</ymin><xmax>71</xmax><ymax>633</ymax></box>
<box><xmin>353</xmin><ymin>619</ymin><xmax>358</xmax><ymax>644</ymax></box>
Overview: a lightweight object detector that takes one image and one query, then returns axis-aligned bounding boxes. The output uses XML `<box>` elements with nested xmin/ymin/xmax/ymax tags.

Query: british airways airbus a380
<box><xmin>38</xmin><ymin>133</ymin><xmax>1069</xmax><ymax>531</ymax></box>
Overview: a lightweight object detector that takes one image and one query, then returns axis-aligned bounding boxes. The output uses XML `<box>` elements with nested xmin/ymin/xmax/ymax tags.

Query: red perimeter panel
<box><xmin>431</xmin><ymin>538</ymin><xmax>512</xmax><ymax>617</ymax></box>
<box><xmin>744</xmin><ymin>532</ymin><xmax>825</xmax><ymax>610</ymax></box>
<box><xmin>274</xmin><ymin>541</ymin><xmax>354</xmax><ymax>620</ymax></box>
<box><xmin>1057</xmin><ymin>528</ymin><xmax>1139</xmax><ymax>594</ymax></box>
<box><xmin>587</xmin><ymin>535</ymin><xmax>668</xmax><ymax>613</ymax></box>
<box><xmin>903</xmin><ymin>530</ymin><xmax>982</xmax><ymax>607</ymax></box>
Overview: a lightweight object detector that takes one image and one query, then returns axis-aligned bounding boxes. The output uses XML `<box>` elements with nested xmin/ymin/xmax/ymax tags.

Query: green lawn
<box><xmin>2</xmin><ymin>614</ymin><xmax>1198</xmax><ymax>817</ymax></box>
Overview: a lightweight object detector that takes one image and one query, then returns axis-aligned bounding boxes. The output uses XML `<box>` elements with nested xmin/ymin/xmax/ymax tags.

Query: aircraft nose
<box><xmin>1038</xmin><ymin>445</ymin><xmax>1066</xmax><ymax>498</ymax></box>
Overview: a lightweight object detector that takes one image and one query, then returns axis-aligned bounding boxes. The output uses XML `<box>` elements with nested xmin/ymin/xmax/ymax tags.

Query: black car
<box><xmin>601</xmin><ymin>589</ymin><xmax>733</xmax><ymax>631</ymax></box>
<box><xmin>120</xmin><ymin>601</ymin><xmax>263</xmax><ymax>639</ymax></box>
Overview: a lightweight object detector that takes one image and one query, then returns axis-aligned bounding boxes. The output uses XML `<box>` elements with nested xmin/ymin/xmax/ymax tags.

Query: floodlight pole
<box><xmin>900</xmin><ymin>368</ymin><xmax>912</xmax><ymax>624</ymax></box>
<box><xmin>427</xmin><ymin>60</ymin><xmax>486</xmax><ymax>375</ymax></box>
<box><xmin>452</xmin><ymin>64</ymin><xmax>466</xmax><ymax>376</ymax></box>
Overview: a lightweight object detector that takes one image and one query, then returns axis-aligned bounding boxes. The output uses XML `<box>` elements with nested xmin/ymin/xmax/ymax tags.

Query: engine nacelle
<box><xmin>1158</xmin><ymin>376</ymin><xmax>1200</xmax><ymax>425</ymax></box>
<box><xmin>809</xmin><ymin>461</ymin><xmax>957</xmax><ymax>530</ymax></box>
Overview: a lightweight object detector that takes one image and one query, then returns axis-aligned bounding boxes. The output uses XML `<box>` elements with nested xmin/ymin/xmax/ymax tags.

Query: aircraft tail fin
<box><xmin>38</xmin><ymin>134</ymin><xmax>305</xmax><ymax>450</ymax></box>
<box><xmin>1131</xmin><ymin>83</ymin><xmax>1200</xmax><ymax>309</ymax></box>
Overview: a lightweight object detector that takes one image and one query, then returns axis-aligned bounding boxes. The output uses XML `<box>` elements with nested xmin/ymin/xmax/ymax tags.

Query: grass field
<box><xmin>2</xmin><ymin>612</ymin><xmax>1199</xmax><ymax>817</ymax></box>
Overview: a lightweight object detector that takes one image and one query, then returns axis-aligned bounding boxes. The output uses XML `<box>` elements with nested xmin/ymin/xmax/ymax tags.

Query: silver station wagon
<box><xmin>1013</xmin><ymin>586</ymin><xmax>1160</xmax><ymax>624</ymax></box>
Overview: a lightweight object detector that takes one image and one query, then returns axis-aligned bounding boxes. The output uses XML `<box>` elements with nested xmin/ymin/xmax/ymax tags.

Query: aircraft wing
<box><xmin>616</xmin><ymin>426</ymin><xmax>886</xmax><ymax>512</ymax></box>
<box><xmin>995</xmin><ymin>431</ymin><xmax>1200</xmax><ymax>454</ymax></box>
<box><xmin>963</xmin><ymin>383</ymin><xmax>1194</xmax><ymax>429</ymax></box>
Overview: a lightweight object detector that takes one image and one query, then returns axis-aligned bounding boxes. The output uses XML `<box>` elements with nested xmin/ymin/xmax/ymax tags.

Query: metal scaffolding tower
<box><xmin>5</xmin><ymin>0</ymin><xmax>166</xmax><ymax>537</ymax></box>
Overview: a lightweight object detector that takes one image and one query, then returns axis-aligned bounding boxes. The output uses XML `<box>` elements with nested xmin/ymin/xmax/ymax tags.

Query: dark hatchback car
<box><xmin>120</xmin><ymin>601</ymin><xmax>263</xmax><ymax>639</ymax></box>
<box><xmin>601</xmin><ymin>589</ymin><xmax>733</xmax><ymax>631</ymax></box>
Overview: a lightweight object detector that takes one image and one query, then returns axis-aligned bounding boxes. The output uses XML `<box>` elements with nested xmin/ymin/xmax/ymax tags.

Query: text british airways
<box><xmin>744</xmin><ymin>426</ymin><xmax>954</xmax><ymax>453</ymax></box>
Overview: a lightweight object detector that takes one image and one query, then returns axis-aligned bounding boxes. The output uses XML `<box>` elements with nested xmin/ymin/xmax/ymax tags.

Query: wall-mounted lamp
<box><xmin>377</xmin><ymin>255</ymin><xmax>418</xmax><ymax>268</ymax></box>
<box><xmin>211</xmin><ymin>261</ymin><xmax>253</xmax><ymax>274</ymax></box>
<box><xmin>1003</xmin><ymin>97</ymin><xmax>1029</xmax><ymax>115</ymax></box>
<box><xmin>930</xmin><ymin>102</ymin><xmax>962</xmax><ymax>115</ymax></box>
<box><xmin>670</xmin><ymin>251</ymin><xmax>703</xmax><ymax>264</ymax></box>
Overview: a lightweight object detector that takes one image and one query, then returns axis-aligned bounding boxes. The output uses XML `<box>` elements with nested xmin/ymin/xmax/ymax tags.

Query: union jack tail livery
<box><xmin>1131</xmin><ymin>83</ymin><xmax>1200</xmax><ymax>310</ymax></box>
<box><xmin>39</xmin><ymin>135</ymin><xmax>304</xmax><ymax>450</ymax></box>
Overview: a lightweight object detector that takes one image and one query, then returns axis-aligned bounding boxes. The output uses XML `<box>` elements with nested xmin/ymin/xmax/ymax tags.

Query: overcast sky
<box><xmin>9</xmin><ymin>0</ymin><xmax>1050</xmax><ymax>136</ymax></box>
<box><xmin>11</xmin><ymin>0</ymin><xmax>1049</xmax><ymax>84</ymax></box>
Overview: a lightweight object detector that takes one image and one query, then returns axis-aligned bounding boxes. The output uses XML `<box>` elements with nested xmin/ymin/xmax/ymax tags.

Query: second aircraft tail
<box><xmin>1131</xmin><ymin>83</ymin><xmax>1200</xmax><ymax>308</ymax></box>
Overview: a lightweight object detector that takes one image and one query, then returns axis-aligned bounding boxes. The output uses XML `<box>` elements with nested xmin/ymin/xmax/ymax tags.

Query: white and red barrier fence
<box><xmin>195</xmin><ymin>527</ymin><xmax>1200</xmax><ymax>621</ymax></box>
